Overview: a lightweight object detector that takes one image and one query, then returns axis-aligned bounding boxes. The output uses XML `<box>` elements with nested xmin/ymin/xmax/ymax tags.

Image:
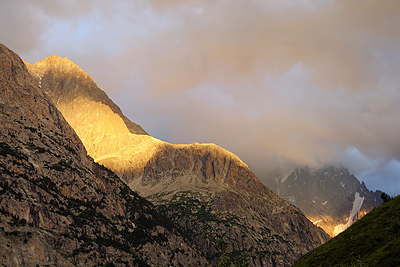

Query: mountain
<box><xmin>0</xmin><ymin>43</ymin><xmax>208</xmax><ymax>266</ymax></box>
<box><xmin>25</xmin><ymin>55</ymin><xmax>148</xmax><ymax>136</ymax></box>
<box><xmin>25</xmin><ymin>55</ymin><xmax>158</xmax><ymax>176</ymax></box>
<box><xmin>26</xmin><ymin>54</ymin><xmax>331</xmax><ymax>265</ymax></box>
<box><xmin>293</xmin><ymin>195</ymin><xmax>400</xmax><ymax>267</ymax></box>
<box><xmin>264</xmin><ymin>166</ymin><xmax>383</xmax><ymax>237</ymax></box>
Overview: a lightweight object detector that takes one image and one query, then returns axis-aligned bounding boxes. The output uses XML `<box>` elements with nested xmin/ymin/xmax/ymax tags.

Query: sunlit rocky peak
<box><xmin>25</xmin><ymin>54</ymin><xmax>331</xmax><ymax>266</ymax></box>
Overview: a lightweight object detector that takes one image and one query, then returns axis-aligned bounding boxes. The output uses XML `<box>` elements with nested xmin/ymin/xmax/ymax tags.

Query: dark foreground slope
<box><xmin>26</xmin><ymin>54</ymin><xmax>331</xmax><ymax>266</ymax></box>
<box><xmin>0</xmin><ymin>44</ymin><xmax>207</xmax><ymax>266</ymax></box>
<box><xmin>293</xmin><ymin>195</ymin><xmax>400</xmax><ymax>267</ymax></box>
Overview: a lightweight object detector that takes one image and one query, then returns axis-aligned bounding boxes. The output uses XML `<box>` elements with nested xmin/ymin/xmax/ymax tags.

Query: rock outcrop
<box><xmin>265</xmin><ymin>166</ymin><xmax>383</xmax><ymax>237</ymax></box>
<box><xmin>26</xmin><ymin>54</ymin><xmax>331</xmax><ymax>266</ymax></box>
<box><xmin>0</xmin><ymin>43</ymin><xmax>207</xmax><ymax>266</ymax></box>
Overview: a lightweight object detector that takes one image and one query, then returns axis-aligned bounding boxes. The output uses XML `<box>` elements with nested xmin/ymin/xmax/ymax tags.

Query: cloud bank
<box><xmin>2</xmin><ymin>0</ymin><xmax>400</xmax><ymax>195</ymax></box>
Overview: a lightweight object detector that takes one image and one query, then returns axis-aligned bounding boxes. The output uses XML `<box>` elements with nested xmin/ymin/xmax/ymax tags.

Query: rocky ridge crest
<box><xmin>0</xmin><ymin>43</ymin><xmax>207</xmax><ymax>266</ymax></box>
<box><xmin>265</xmin><ymin>166</ymin><xmax>383</xmax><ymax>237</ymax></box>
<box><xmin>26</xmin><ymin>54</ymin><xmax>331</xmax><ymax>266</ymax></box>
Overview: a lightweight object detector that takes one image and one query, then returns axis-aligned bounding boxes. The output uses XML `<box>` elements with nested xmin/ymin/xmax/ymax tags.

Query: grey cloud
<box><xmin>129</xmin><ymin>0</ymin><xmax>400</xmax><ymax>94</ymax></box>
<box><xmin>0</xmin><ymin>0</ymin><xmax>48</xmax><ymax>55</ymax></box>
<box><xmin>3</xmin><ymin>0</ymin><xmax>400</xmax><ymax>195</ymax></box>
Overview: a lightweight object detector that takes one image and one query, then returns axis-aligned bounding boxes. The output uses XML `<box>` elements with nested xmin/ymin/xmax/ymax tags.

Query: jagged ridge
<box><xmin>265</xmin><ymin>166</ymin><xmax>383</xmax><ymax>237</ymax></box>
<box><xmin>24</xmin><ymin>56</ymin><xmax>148</xmax><ymax>136</ymax></box>
<box><xmin>25</xmin><ymin>53</ymin><xmax>331</xmax><ymax>266</ymax></box>
<box><xmin>0</xmin><ymin>43</ymin><xmax>207</xmax><ymax>266</ymax></box>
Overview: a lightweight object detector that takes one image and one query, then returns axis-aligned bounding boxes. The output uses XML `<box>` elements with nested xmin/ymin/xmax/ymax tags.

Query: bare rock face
<box><xmin>25</xmin><ymin>56</ymin><xmax>158</xmax><ymax>175</ymax></box>
<box><xmin>265</xmin><ymin>166</ymin><xmax>383</xmax><ymax>237</ymax></box>
<box><xmin>131</xmin><ymin>144</ymin><xmax>331</xmax><ymax>266</ymax></box>
<box><xmin>0</xmin><ymin>43</ymin><xmax>208</xmax><ymax>266</ymax></box>
<box><xmin>24</xmin><ymin>55</ymin><xmax>148</xmax><ymax>136</ymax></box>
<box><xmin>26</xmin><ymin>53</ymin><xmax>331</xmax><ymax>266</ymax></box>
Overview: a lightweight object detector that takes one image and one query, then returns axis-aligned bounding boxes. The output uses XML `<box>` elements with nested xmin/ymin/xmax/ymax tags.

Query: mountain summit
<box><xmin>1</xmin><ymin>43</ymin><xmax>207</xmax><ymax>266</ymax></box>
<box><xmin>26</xmin><ymin>54</ymin><xmax>330</xmax><ymax>265</ymax></box>
<box><xmin>24</xmin><ymin>55</ymin><xmax>148</xmax><ymax>136</ymax></box>
<box><xmin>265</xmin><ymin>166</ymin><xmax>383</xmax><ymax>237</ymax></box>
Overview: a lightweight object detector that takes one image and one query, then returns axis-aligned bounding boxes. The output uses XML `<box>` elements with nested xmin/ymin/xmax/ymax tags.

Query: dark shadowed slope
<box><xmin>0</xmin><ymin>43</ymin><xmax>207</xmax><ymax>266</ymax></box>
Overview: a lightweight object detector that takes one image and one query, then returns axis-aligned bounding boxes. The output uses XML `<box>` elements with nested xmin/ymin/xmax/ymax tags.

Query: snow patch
<box><xmin>322</xmin><ymin>201</ymin><xmax>328</xmax><ymax>205</ymax></box>
<box><xmin>333</xmin><ymin>192</ymin><xmax>364</xmax><ymax>236</ymax></box>
<box><xmin>340</xmin><ymin>182</ymin><xmax>345</xmax><ymax>188</ymax></box>
<box><xmin>37</xmin><ymin>74</ymin><xmax>43</xmax><ymax>89</ymax></box>
<box><xmin>280</xmin><ymin>174</ymin><xmax>289</xmax><ymax>183</ymax></box>
<box><xmin>280</xmin><ymin>168</ymin><xmax>294</xmax><ymax>183</ymax></box>
<box><xmin>312</xmin><ymin>219</ymin><xmax>322</xmax><ymax>225</ymax></box>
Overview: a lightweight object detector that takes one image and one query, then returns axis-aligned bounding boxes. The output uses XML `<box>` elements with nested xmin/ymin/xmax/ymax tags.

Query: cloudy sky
<box><xmin>2</xmin><ymin>0</ymin><xmax>400</xmax><ymax>195</ymax></box>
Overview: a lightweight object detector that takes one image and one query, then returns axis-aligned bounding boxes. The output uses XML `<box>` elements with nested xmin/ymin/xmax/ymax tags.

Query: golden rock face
<box><xmin>26</xmin><ymin>54</ymin><xmax>251</xmax><ymax>187</ymax></box>
<box><xmin>1</xmin><ymin>43</ymin><xmax>208</xmax><ymax>267</ymax></box>
<box><xmin>26</xmin><ymin>54</ymin><xmax>331</xmax><ymax>265</ymax></box>
<box><xmin>54</xmin><ymin>97</ymin><xmax>162</xmax><ymax>173</ymax></box>
<box><xmin>26</xmin><ymin>55</ymin><xmax>160</xmax><ymax>175</ymax></box>
<box><xmin>25</xmin><ymin>56</ymin><xmax>148</xmax><ymax>136</ymax></box>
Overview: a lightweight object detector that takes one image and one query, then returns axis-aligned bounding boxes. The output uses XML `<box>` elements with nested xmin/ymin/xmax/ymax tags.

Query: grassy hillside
<box><xmin>293</xmin><ymin>195</ymin><xmax>400</xmax><ymax>267</ymax></box>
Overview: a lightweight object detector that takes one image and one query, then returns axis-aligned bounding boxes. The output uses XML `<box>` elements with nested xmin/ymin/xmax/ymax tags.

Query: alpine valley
<box><xmin>1</xmin><ymin>42</ymin><xmax>332</xmax><ymax>267</ymax></box>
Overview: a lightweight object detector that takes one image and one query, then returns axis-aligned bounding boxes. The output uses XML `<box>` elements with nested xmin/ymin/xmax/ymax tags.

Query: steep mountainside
<box><xmin>26</xmin><ymin>55</ymin><xmax>330</xmax><ymax>266</ymax></box>
<box><xmin>24</xmin><ymin>56</ymin><xmax>148</xmax><ymax>136</ymax></box>
<box><xmin>293</xmin><ymin>195</ymin><xmax>400</xmax><ymax>267</ymax></box>
<box><xmin>264</xmin><ymin>166</ymin><xmax>383</xmax><ymax>237</ymax></box>
<box><xmin>25</xmin><ymin>56</ymin><xmax>158</xmax><ymax>176</ymax></box>
<box><xmin>0</xmin><ymin>43</ymin><xmax>207</xmax><ymax>266</ymax></box>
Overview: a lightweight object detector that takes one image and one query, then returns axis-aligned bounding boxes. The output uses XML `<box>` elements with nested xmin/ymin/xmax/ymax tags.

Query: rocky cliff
<box><xmin>129</xmin><ymin>143</ymin><xmax>331</xmax><ymax>266</ymax></box>
<box><xmin>26</xmin><ymin>54</ymin><xmax>331</xmax><ymax>266</ymax></box>
<box><xmin>265</xmin><ymin>166</ymin><xmax>383</xmax><ymax>237</ymax></box>
<box><xmin>0</xmin><ymin>43</ymin><xmax>208</xmax><ymax>266</ymax></box>
<box><xmin>24</xmin><ymin>55</ymin><xmax>148</xmax><ymax>136</ymax></box>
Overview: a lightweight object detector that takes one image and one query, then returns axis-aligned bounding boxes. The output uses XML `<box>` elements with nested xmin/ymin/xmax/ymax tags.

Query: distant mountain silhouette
<box><xmin>264</xmin><ymin>166</ymin><xmax>383</xmax><ymax>237</ymax></box>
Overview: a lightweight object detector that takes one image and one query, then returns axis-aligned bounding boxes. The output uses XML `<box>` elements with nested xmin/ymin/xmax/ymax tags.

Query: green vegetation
<box><xmin>47</xmin><ymin>159</ymin><xmax>81</xmax><ymax>174</ymax></box>
<box><xmin>35</xmin><ymin>176</ymin><xmax>58</xmax><ymax>193</ymax></box>
<box><xmin>7</xmin><ymin>215</ymin><xmax>27</xmax><ymax>227</ymax></box>
<box><xmin>0</xmin><ymin>142</ymin><xmax>27</xmax><ymax>160</ymax></box>
<box><xmin>293</xmin><ymin>195</ymin><xmax>400</xmax><ymax>267</ymax></box>
<box><xmin>381</xmin><ymin>192</ymin><xmax>393</xmax><ymax>203</ymax></box>
<box><xmin>157</xmin><ymin>192</ymin><xmax>287</xmax><ymax>264</ymax></box>
<box><xmin>158</xmin><ymin>191</ymin><xmax>243</xmax><ymax>228</ymax></box>
<box><xmin>216</xmin><ymin>247</ymin><xmax>281</xmax><ymax>267</ymax></box>
<box><xmin>157</xmin><ymin>192</ymin><xmax>244</xmax><ymax>260</ymax></box>
<box><xmin>217</xmin><ymin>251</ymin><xmax>250</xmax><ymax>267</ymax></box>
<box><xmin>25</xmin><ymin>141</ymin><xmax>46</xmax><ymax>153</ymax></box>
